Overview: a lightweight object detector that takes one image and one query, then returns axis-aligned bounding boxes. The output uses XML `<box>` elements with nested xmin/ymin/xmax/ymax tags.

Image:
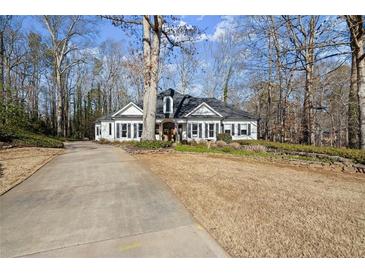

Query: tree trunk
<box><xmin>357</xmin><ymin>34</ymin><xmax>365</xmax><ymax>149</ymax></box>
<box><xmin>0</xmin><ymin>30</ymin><xmax>5</xmax><ymax>104</ymax></box>
<box><xmin>142</xmin><ymin>15</ymin><xmax>162</xmax><ymax>141</ymax></box>
<box><xmin>348</xmin><ymin>50</ymin><xmax>360</xmax><ymax>148</ymax></box>
<box><xmin>55</xmin><ymin>66</ymin><xmax>63</xmax><ymax>136</ymax></box>
<box><xmin>301</xmin><ymin>17</ymin><xmax>316</xmax><ymax>145</ymax></box>
<box><xmin>346</xmin><ymin>15</ymin><xmax>365</xmax><ymax>149</ymax></box>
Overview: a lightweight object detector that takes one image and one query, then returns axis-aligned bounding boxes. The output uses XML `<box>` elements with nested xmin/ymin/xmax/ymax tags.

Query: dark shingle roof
<box><xmin>96</xmin><ymin>88</ymin><xmax>257</xmax><ymax>122</ymax></box>
<box><xmin>156</xmin><ymin>88</ymin><xmax>256</xmax><ymax>120</ymax></box>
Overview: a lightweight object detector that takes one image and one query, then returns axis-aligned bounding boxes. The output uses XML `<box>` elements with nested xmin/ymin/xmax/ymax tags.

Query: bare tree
<box><xmin>104</xmin><ymin>15</ymin><xmax>201</xmax><ymax>140</ymax></box>
<box><xmin>346</xmin><ymin>15</ymin><xmax>365</xmax><ymax>149</ymax></box>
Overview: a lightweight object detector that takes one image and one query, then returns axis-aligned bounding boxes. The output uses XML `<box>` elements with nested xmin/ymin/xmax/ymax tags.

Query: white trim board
<box><xmin>184</xmin><ymin>102</ymin><xmax>223</xmax><ymax>117</ymax></box>
<box><xmin>112</xmin><ymin>102</ymin><xmax>143</xmax><ymax>117</ymax></box>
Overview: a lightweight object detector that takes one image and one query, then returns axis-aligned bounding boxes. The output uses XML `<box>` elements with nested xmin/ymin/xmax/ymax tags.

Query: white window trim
<box><xmin>191</xmin><ymin>123</ymin><xmax>198</xmax><ymax>138</ymax></box>
<box><xmin>240</xmin><ymin>123</ymin><xmax>248</xmax><ymax>135</ymax></box>
<box><xmin>208</xmin><ymin>123</ymin><xmax>215</xmax><ymax>138</ymax></box>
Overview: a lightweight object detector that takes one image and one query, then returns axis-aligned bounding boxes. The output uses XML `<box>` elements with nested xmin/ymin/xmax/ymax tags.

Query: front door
<box><xmin>162</xmin><ymin>122</ymin><xmax>175</xmax><ymax>141</ymax></box>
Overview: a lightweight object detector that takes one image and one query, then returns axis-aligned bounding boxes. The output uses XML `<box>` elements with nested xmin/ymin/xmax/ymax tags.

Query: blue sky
<box><xmin>22</xmin><ymin>15</ymin><xmax>224</xmax><ymax>46</ymax></box>
<box><xmin>18</xmin><ymin>15</ymin><xmax>246</xmax><ymax>97</ymax></box>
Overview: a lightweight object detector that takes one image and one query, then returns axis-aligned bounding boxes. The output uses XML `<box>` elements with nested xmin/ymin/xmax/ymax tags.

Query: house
<box><xmin>94</xmin><ymin>88</ymin><xmax>258</xmax><ymax>142</ymax></box>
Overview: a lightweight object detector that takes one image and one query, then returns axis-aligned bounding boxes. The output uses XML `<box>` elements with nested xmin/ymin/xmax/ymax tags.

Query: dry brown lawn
<box><xmin>136</xmin><ymin>151</ymin><xmax>365</xmax><ymax>257</ymax></box>
<box><xmin>0</xmin><ymin>147</ymin><xmax>63</xmax><ymax>195</ymax></box>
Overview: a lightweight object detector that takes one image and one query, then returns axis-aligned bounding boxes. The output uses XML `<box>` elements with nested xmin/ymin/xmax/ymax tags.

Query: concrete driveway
<box><xmin>0</xmin><ymin>142</ymin><xmax>226</xmax><ymax>257</ymax></box>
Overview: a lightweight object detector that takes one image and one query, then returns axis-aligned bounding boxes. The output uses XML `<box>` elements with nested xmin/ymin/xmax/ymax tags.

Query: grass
<box><xmin>174</xmin><ymin>144</ymin><xmax>324</xmax><ymax>161</ymax></box>
<box><xmin>0</xmin><ymin>126</ymin><xmax>64</xmax><ymax>148</ymax></box>
<box><xmin>176</xmin><ymin>144</ymin><xmax>275</xmax><ymax>160</ymax></box>
<box><xmin>137</xmin><ymin>152</ymin><xmax>365</xmax><ymax>257</ymax></box>
<box><xmin>237</xmin><ymin>140</ymin><xmax>365</xmax><ymax>164</ymax></box>
<box><xmin>0</xmin><ymin>147</ymin><xmax>63</xmax><ymax>194</ymax></box>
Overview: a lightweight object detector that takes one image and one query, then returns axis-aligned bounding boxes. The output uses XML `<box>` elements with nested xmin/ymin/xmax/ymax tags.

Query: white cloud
<box><xmin>209</xmin><ymin>15</ymin><xmax>237</xmax><ymax>41</ymax></box>
<box><xmin>196</xmin><ymin>15</ymin><xmax>205</xmax><ymax>21</ymax></box>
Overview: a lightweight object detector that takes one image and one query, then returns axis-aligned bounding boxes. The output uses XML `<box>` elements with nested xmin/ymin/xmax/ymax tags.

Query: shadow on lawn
<box><xmin>0</xmin><ymin>162</ymin><xmax>3</xmax><ymax>178</ymax></box>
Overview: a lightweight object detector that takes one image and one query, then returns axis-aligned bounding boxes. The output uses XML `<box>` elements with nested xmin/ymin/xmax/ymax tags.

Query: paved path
<box><xmin>0</xmin><ymin>142</ymin><xmax>226</xmax><ymax>257</ymax></box>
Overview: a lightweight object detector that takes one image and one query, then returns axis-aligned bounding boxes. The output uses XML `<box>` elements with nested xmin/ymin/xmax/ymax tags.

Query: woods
<box><xmin>0</xmin><ymin>15</ymin><xmax>364</xmax><ymax>149</ymax></box>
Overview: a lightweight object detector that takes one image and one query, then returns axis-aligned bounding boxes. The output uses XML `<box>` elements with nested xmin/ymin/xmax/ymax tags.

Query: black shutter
<box><xmin>133</xmin><ymin>124</ymin><xmax>137</xmax><ymax>139</ymax></box>
<box><xmin>199</xmin><ymin>123</ymin><xmax>202</xmax><ymax>138</ymax></box>
<box><xmin>248</xmin><ymin>123</ymin><xmax>251</xmax><ymax>135</ymax></box>
<box><xmin>127</xmin><ymin>124</ymin><xmax>131</xmax><ymax>138</ymax></box>
<box><xmin>232</xmin><ymin>124</ymin><xmax>235</xmax><ymax>136</ymax></box>
<box><xmin>188</xmin><ymin>123</ymin><xmax>191</xmax><ymax>138</ymax></box>
<box><xmin>109</xmin><ymin>123</ymin><xmax>112</xmax><ymax>135</ymax></box>
<box><xmin>116</xmin><ymin>124</ymin><xmax>120</xmax><ymax>138</ymax></box>
<box><xmin>238</xmin><ymin>124</ymin><xmax>241</xmax><ymax>136</ymax></box>
<box><xmin>139</xmin><ymin>123</ymin><xmax>143</xmax><ymax>137</ymax></box>
<box><xmin>205</xmin><ymin>123</ymin><xmax>208</xmax><ymax>138</ymax></box>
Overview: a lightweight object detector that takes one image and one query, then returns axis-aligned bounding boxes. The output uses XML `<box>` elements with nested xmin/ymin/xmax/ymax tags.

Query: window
<box><xmin>109</xmin><ymin>123</ymin><xmax>112</xmax><ymax>135</ymax></box>
<box><xmin>208</xmin><ymin>123</ymin><xmax>215</xmax><ymax>138</ymax></box>
<box><xmin>138</xmin><ymin>123</ymin><xmax>143</xmax><ymax>137</ymax></box>
<box><xmin>121</xmin><ymin>124</ymin><xmax>127</xmax><ymax>137</ymax></box>
<box><xmin>240</xmin><ymin>124</ymin><xmax>248</xmax><ymax>135</ymax></box>
<box><xmin>116</xmin><ymin>124</ymin><xmax>120</xmax><ymax>138</ymax></box>
<box><xmin>192</xmin><ymin>123</ymin><xmax>198</xmax><ymax>137</ymax></box>
<box><xmin>163</xmin><ymin>96</ymin><xmax>173</xmax><ymax>114</ymax></box>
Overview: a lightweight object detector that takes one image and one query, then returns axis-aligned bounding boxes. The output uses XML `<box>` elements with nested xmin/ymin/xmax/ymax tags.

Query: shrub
<box><xmin>98</xmin><ymin>138</ymin><xmax>111</xmax><ymax>144</ymax></box>
<box><xmin>0</xmin><ymin>126</ymin><xmax>63</xmax><ymax>148</ymax></box>
<box><xmin>216</xmin><ymin>140</ymin><xmax>227</xmax><ymax>147</ymax></box>
<box><xmin>210</xmin><ymin>142</ymin><xmax>218</xmax><ymax>149</ymax></box>
<box><xmin>237</xmin><ymin>140</ymin><xmax>365</xmax><ymax>164</ymax></box>
<box><xmin>111</xmin><ymin>140</ymin><xmax>122</xmax><ymax>145</ymax></box>
<box><xmin>190</xmin><ymin>139</ymin><xmax>199</xmax><ymax>146</ymax></box>
<box><xmin>181</xmin><ymin>139</ymin><xmax>188</xmax><ymax>145</ymax></box>
<box><xmin>217</xmin><ymin>133</ymin><xmax>232</xmax><ymax>143</ymax></box>
<box><xmin>135</xmin><ymin>140</ymin><xmax>173</xmax><ymax>149</ymax></box>
<box><xmin>198</xmin><ymin>139</ymin><xmax>208</xmax><ymax>145</ymax></box>
<box><xmin>229</xmin><ymin>142</ymin><xmax>241</xmax><ymax>150</ymax></box>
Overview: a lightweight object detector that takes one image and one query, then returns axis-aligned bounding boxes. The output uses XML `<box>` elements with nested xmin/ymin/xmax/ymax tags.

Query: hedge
<box><xmin>237</xmin><ymin>140</ymin><xmax>365</xmax><ymax>164</ymax></box>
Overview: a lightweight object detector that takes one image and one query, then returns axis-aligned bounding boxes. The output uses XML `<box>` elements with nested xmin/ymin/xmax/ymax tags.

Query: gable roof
<box><xmin>184</xmin><ymin>102</ymin><xmax>223</xmax><ymax>117</ymax></box>
<box><xmin>112</xmin><ymin>102</ymin><xmax>143</xmax><ymax>117</ymax></box>
<box><xmin>96</xmin><ymin>88</ymin><xmax>257</xmax><ymax>122</ymax></box>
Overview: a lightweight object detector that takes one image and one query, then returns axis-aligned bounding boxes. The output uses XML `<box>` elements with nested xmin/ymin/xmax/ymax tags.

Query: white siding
<box><xmin>95</xmin><ymin>118</ymin><xmax>258</xmax><ymax>141</ymax></box>
<box><xmin>222</xmin><ymin>120</ymin><xmax>258</xmax><ymax>140</ymax></box>
<box><xmin>114</xmin><ymin>119</ymin><xmax>144</xmax><ymax>141</ymax></box>
<box><xmin>99</xmin><ymin>121</ymin><xmax>115</xmax><ymax>141</ymax></box>
<box><xmin>186</xmin><ymin>120</ymin><xmax>221</xmax><ymax>141</ymax></box>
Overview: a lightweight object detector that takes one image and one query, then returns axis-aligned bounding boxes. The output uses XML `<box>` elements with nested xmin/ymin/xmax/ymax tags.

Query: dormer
<box><xmin>163</xmin><ymin>96</ymin><xmax>173</xmax><ymax>116</ymax></box>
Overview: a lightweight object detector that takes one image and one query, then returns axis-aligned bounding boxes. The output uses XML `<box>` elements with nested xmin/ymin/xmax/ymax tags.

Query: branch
<box><xmin>101</xmin><ymin>15</ymin><xmax>142</xmax><ymax>26</ymax></box>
